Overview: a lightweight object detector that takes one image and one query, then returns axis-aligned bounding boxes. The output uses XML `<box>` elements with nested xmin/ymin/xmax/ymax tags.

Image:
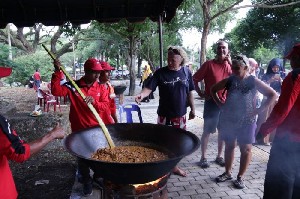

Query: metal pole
<box><xmin>7</xmin><ymin>24</ymin><xmax>12</xmax><ymax>60</ymax></box>
<box><xmin>72</xmin><ymin>41</ymin><xmax>76</xmax><ymax>79</ymax></box>
<box><xmin>158</xmin><ymin>13</ymin><xmax>164</xmax><ymax>68</ymax></box>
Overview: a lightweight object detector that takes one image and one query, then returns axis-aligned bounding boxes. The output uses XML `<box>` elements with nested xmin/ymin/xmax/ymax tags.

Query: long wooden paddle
<box><xmin>42</xmin><ymin>44</ymin><xmax>115</xmax><ymax>149</ymax></box>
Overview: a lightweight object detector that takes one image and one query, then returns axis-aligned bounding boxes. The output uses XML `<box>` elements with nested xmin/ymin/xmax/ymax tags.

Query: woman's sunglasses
<box><xmin>168</xmin><ymin>48</ymin><xmax>181</xmax><ymax>56</ymax></box>
<box><xmin>233</xmin><ymin>55</ymin><xmax>247</xmax><ymax>66</ymax></box>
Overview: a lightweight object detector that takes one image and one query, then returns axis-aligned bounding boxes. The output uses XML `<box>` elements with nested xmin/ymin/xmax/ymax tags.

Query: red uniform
<box><xmin>51</xmin><ymin>71</ymin><xmax>113</xmax><ymax>132</ymax></box>
<box><xmin>260</xmin><ymin>70</ymin><xmax>300</xmax><ymax>142</ymax></box>
<box><xmin>0</xmin><ymin>115</ymin><xmax>30</xmax><ymax>199</ymax></box>
<box><xmin>105</xmin><ymin>82</ymin><xmax>117</xmax><ymax>116</ymax></box>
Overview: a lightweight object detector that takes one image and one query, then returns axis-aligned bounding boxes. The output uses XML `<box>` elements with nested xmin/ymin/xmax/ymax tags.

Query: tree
<box><xmin>225</xmin><ymin>1</ymin><xmax>300</xmax><ymax>59</ymax></box>
<box><xmin>0</xmin><ymin>23</ymin><xmax>90</xmax><ymax>58</ymax></box>
<box><xmin>93</xmin><ymin>19</ymin><xmax>155</xmax><ymax>95</ymax></box>
<box><xmin>5</xmin><ymin>51</ymin><xmax>54</xmax><ymax>86</ymax></box>
<box><xmin>252</xmin><ymin>45</ymin><xmax>281</xmax><ymax>68</ymax></box>
<box><xmin>184</xmin><ymin>0</ymin><xmax>300</xmax><ymax>65</ymax></box>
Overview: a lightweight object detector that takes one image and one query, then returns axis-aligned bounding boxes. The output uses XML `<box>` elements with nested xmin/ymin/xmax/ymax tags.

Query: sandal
<box><xmin>199</xmin><ymin>158</ymin><xmax>210</xmax><ymax>168</ymax></box>
<box><xmin>216</xmin><ymin>172</ymin><xmax>232</xmax><ymax>183</ymax></box>
<box><xmin>233</xmin><ymin>176</ymin><xmax>245</xmax><ymax>189</ymax></box>
<box><xmin>215</xmin><ymin>157</ymin><xmax>225</xmax><ymax>167</ymax></box>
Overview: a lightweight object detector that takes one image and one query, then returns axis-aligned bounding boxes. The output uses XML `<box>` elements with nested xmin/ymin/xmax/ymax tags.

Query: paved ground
<box><xmin>70</xmin><ymin>82</ymin><xmax>272</xmax><ymax>199</ymax></box>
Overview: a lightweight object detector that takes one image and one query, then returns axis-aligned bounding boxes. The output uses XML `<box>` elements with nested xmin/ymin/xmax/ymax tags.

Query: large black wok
<box><xmin>64</xmin><ymin>123</ymin><xmax>200</xmax><ymax>184</ymax></box>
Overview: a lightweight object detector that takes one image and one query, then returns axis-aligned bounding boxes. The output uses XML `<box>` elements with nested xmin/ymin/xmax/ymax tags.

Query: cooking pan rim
<box><xmin>63</xmin><ymin>138</ymin><xmax>193</xmax><ymax>165</ymax></box>
<box><xmin>64</xmin><ymin>123</ymin><xmax>200</xmax><ymax>164</ymax></box>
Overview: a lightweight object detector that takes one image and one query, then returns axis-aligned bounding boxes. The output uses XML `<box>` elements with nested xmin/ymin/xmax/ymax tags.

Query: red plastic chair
<box><xmin>39</xmin><ymin>89</ymin><xmax>61</xmax><ymax>112</ymax></box>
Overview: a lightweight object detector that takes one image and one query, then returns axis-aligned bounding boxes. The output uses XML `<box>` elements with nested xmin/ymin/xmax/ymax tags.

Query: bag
<box><xmin>183</xmin><ymin>66</ymin><xmax>191</xmax><ymax>107</ymax></box>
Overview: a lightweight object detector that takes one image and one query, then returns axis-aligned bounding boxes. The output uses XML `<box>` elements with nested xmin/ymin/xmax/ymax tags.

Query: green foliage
<box><xmin>180</xmin><ymin>0</ymin><xmax>238</xmax><ymax>33</ymax></box>
<box><xmin>8</xmin><ymin>51</ymin><xmax>54</xmax><ymax>85</ymax></box>
<box><xmin>0</xmin><ymin>44</ymin><xmax>10</xmax><ymax>60</ymax></box>
<box><xmin>252</xmin><ymin>45</ymin><xmax>281</xmax><ymax>68</ymax></box>
<box><xmin>225</xmin><ymin>2</ymin><xmax>300</xmax><ymax>56</ymax></box>
<box><xmin>206</xmin><ymin>47</ymin><xmax>216</xmax><ymax>60</ymax></box>
<box><xmin>0</xmin><ymin>43</ymin><xmax>20</xmax><ymax>64</ymax></box>
<box><xmin>61</xmin><ymin>22</ymin><xmax>81</xmax><ymax>37</ymax></box>
<box><xmin>177</xmin><ymin>0</ymin><xmax>203</xmax><ymax>31</ymax></box>
<box><xmin>91</xmin><ymin>18</ymin><xmax>184</xmax><ymax>68</ymax></box>
<box><xmin>209</xmin><ymin>0</ymin><xmax>238</xmax><ymax>33</ymax></box>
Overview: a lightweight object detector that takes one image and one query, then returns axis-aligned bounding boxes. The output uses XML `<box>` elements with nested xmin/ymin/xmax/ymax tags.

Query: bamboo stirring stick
<box><xmin>42</xmin><ymin>44</ymin><xmax>115</xmax><ymax>149</ymax></box>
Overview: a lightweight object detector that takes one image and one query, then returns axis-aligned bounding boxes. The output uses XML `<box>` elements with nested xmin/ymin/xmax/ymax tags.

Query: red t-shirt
<box><xmin>51</xmin><ymin>71</ymin><xmax>114</xmax><ymax>132</ymax></box>
<box><xmin>0</xmin><ymin>116</ymin><xmax>31</xmax><ymax>199</ymax></box>
<box><xmin>33</xmin><ymin>71</ymin><xmax>41</xmax><ymax>81</ymax></box>
<box><xmin>193</xmin><ymin>59</ymin><xmax>232</xmax><ymax>101</ymax></box>
<box><xmin>260</xmin><ymin>70</ymin><xmax>300</xmax><ymax>142</ymax></box>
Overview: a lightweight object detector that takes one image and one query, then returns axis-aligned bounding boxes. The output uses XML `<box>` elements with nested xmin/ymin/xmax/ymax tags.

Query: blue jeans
<box><xmin>263</xmin><ymin>136</ymin><xmax>300</xmax><ymax>199</ymax></box>
<box><xmin>34</xmin><ymin>80</ymin><xmax>41</xmax><ymax>88</ymax></box>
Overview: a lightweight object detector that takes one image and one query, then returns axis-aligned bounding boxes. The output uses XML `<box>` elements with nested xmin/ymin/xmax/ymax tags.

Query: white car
<box><xmin>111</xmin><ymin>69</ymin><xmax>129</xmax><ymax>79</ymax></box>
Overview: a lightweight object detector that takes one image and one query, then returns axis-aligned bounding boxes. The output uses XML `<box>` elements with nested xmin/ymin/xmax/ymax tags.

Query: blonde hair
<box><xmin>167</xmin><ymin>46</ymin><xmax>189</xmax><ymax>66</ymax></box>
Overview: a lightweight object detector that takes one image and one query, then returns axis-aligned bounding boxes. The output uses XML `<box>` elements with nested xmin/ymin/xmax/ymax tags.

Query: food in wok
<box><xmin>91</xmin><ymin>146</ymin><xmax>168</xmax><ymax>163</ymax></box>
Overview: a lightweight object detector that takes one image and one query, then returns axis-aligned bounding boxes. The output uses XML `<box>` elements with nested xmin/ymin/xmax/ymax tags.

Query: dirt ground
<box><xmin>0</xmin><ymin>87</ymin><xmax>76</xmax><ymax>199</ymax></box>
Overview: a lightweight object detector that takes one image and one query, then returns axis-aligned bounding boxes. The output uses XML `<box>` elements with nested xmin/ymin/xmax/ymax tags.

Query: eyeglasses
<box><xmin>168</xmin><ymin>48</ymin><xmax>181</xmax><ymax>56</ymax></box>
<box><xmin>234</xmin><ymin>55</ymin><xmax>247</xmax><ymax>66</ymax></box>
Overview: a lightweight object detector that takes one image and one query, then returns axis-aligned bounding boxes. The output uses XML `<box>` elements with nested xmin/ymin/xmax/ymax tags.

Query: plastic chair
<box><xmin>39</xmin><ymin>89</ymin><xmax>61</xmax><ymax>112</ymax></box>
<box><xmin>119</xmin><ymin>104</ymin><xmax>143</xmax><ymax>123</ymax></box>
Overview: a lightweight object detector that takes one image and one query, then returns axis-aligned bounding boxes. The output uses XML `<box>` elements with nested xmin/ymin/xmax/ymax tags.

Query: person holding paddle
<box><xmin>0</xmin><ymin>67</ymin><xmax>65</xmax><ymax>199</ymax></box>
<box><xmin>51</xmin><ymin>58</ymin><xmax>114</xmax><ymax>196</ymax></box>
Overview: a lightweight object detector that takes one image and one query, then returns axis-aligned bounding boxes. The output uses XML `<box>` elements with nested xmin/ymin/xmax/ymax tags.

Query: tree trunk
<box><xmin>137</xmin><ymin>56</ymin><xmax>142</xmax><ymax>77</ymax></box>
<box><xmin>128</xmin><ymin>35</ymin><xmax>137</xmax><ymax>96</ymax></box>
<box><xmin>199</xmin><ymin>0</ymin><xmax>211</xmax><ymax>66</ymax></box>
<box><xmin>16</xmin><ymin>28</ymin><xmax>34</xmax><ymax>53</ymax></box>
<box><xmin>200</xmin><ymin>22</ymin><xmax>210</xmax><ymax>65</ymax></box>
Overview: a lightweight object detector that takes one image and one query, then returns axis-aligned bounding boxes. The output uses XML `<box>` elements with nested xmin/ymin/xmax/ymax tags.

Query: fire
<box><xmin>132</xmin><ymin>175</ymin><xmax>167</xmax><ymax>188</ymax></box>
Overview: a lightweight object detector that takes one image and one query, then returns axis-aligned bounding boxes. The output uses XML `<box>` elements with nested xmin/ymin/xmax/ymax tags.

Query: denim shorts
<box><xmin>219</xmin><ymin>123</ymin><xmax>257</xmax><ymax>144</ymax></box>
<box><xmin>203</xmin><ymin>99</ymin><xmax>220</xmax><ymax>134</ymax></box>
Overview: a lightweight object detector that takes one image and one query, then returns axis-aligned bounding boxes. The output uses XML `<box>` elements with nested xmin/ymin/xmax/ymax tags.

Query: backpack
<box><xmin>183</xmin><ymin>66</ymin><xmax>191</xmax><ymax>106</ymax></box>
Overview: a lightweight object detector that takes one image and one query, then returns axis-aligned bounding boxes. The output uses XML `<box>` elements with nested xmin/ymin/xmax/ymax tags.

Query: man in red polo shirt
<box><xmin>0</xmin><ymin>66</ymin><xmax>65</xmax><ymax>199</ymax></box>
<box><xmin>193</xmin><ymin>40</ymin><xmax>232</xmax><ymax>168</ymax></box>
<box><xmin>257</xmin><ymin>43</ymin><xmax>300</xmax><ymax>199</ymax></box>
<box><xmin>51</xmin><ymin>58</ymin><xmax>113</xmax><ymax>196</ymax></box>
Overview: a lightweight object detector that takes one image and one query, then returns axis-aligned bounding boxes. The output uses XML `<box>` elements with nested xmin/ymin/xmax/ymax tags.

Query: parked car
<box><xmin>111</xmin><ymin>69</ymin><xmax>130</xmax><ymax>79</ymax></box>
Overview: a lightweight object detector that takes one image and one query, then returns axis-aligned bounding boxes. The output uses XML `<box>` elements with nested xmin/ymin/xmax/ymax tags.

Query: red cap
<box><xmin>0</xmin><ymin>67</ymin><xmax>12</xmax><ymax>78</ymax></box>
<box><xmin>84</xmin><ymin>58</ymin><xmax>103</xmax><ymax>71</ymax></box>
<box><xmin>100</xmin><ymin>61</ymin><xmax>115</xmax><ymax>71</ymax></box>
<box><xmin>284</xmin><ymin>43</ymin><xmax>300</xmax><ymax>59</ymax></box>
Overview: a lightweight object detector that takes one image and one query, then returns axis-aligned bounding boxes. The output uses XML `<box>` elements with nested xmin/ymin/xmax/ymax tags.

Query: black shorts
<box><xmin>203</xmin><ymin>98</ymin><xmax>220</xmax><ymax>134</ymax></box>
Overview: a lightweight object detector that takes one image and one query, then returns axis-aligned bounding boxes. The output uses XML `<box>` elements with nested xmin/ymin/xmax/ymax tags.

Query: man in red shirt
<box><xmin>99</xmin><ymin>61</ymin><xmax>118</xmax><ymax>123</ymax></box>
<box><xmin>51</xmin><ymin>58</ymin><xmax>113</xmax><ymax>196</ymax></box>
<box><xmin>193</xmin><ymin>40</ymin><xmax>232</xmax><ymax>168</ymax></box>
<box><xmin>33</xmin><ymin>69</ymin><xmax>41</xmax><ymax>90</ymax></box>
<box><xmin>0</xmin><ymin>67</ymin><xmax>65</xmax><ymax>199</ymax></box>
<box><xmin>51</xmin><ymin>58</ymin><xmax>114</xmax><ymax>132</ymax></box>
<box><xmin>257</xmin><ymin>43</ymin><xmax>300</xmax><ymax>199</ymax></box>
